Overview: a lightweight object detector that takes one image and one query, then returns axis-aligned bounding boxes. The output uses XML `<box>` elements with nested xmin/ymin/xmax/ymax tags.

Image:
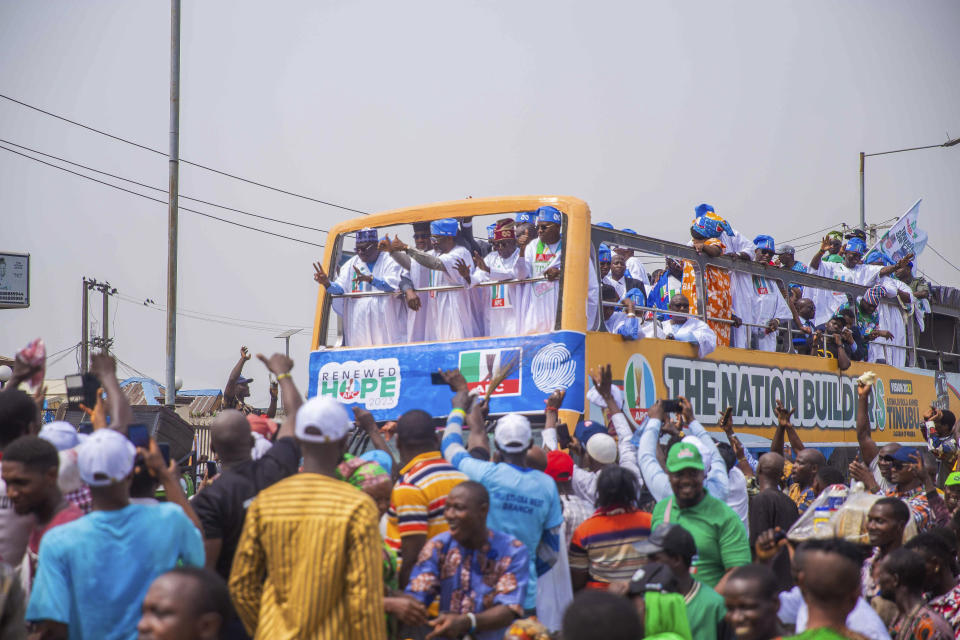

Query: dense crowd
<box><xmin>317</xmin><ymin>203</ymin><xmax>925</xmax><ymax>369</ymax></box>
<box><xmin>1</xmin><ymin>334</ymin><xmax>959</xmax><ymax>640</ymax></box>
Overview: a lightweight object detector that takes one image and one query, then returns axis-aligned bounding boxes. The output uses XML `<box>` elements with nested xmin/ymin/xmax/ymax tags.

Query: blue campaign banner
<box><xmin>307</xmin><ymin>331</ymin><xmax>586</xmax><ymax>420</ymax></box>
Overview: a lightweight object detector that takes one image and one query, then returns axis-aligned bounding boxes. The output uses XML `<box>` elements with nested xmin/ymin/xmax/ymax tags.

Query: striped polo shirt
<box><xmin>386</xmin><ymin>451</ymin><xmax>467</xmax><ymax>555</ymax></box>
<box><xmin>569</xmin><ymin>507</ymin><xmax>652</xmax><ymax>585</ymax></box>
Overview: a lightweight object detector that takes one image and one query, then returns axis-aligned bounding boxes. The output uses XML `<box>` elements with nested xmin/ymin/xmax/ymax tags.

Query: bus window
<box><xmin>317</xmin><ymin>211</ymin><xmax>569</xmax><ymax>347</ymax></box>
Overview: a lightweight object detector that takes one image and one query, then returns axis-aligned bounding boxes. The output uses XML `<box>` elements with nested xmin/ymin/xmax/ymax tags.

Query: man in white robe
<box><xmin>809</xmin><ymin>236</ymin><xmax>910</xmax><ymax>326</ymax></box>
<box><xmin>312</xmin><ymin>227</ymin><xmax>405</xmax><ymax>346</ymax></box>
<box><xmin>468</xmin><ymin>219</ymin><xmax>529</xmax><ymax>338</ymax></box>
<box><xmin>748</xmin><ymin>235</ymin><xmax>796</xmax><ymax>352</ymax></box>
<box><xmin>864</xmin><ymin>252</ymin><xmax>914</xmax><ymax>366</ymax></box>
<box><xmin>662</xmin><ymin>293</ymin><xmax>717</xmax><ymax>358</ymax></box>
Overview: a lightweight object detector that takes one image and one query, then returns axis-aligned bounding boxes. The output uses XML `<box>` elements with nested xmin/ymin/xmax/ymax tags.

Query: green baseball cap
<box><xmin>945</xmin><ymin>472</ymin><xmax>960</xmax><ymax>487</ymax></box>
<box><xmin>666</xmin><ymin>441</ymin><xmax>704</xmax><ymax>473</ymax></box>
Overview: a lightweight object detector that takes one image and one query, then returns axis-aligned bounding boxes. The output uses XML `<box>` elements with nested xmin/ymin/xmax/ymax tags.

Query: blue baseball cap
<box><xmin>536</xmin><ymin>206</ymin><xmax>563</xmax><ymax>225</ymax></box>
<box><xmin>430</xmin><ymin>218</ymin><xmax>459</xmax><ymax>237</ymax></box>
<box><xmin>753</xmin><ymin>235</ymin><xmax>776</xmax><ymax>252</ymax></box>
<box><xmin>574</xmin><ymin>420</ymin><xmax>607</xmax><ymax>445</ymax></box>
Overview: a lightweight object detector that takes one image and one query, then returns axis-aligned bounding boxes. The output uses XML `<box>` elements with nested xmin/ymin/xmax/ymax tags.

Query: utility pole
<box><xmin>274</xmin><ymin>329</ymin><xmax>302</xmax><ymax>411</ymax></box>
<box><xmin>86</xmin><ymin>279</ymin><xmax>117</xmax><ymax>355</ymax></box>
<box><xmin>81</xmin><ymin>278</ymin><xmax>89</xmax><ymax>373</ymax></box>
<box><xmin>165</xmin><ymin>0</ymin><xmax>181</xmax><ymax>407</ymax></box>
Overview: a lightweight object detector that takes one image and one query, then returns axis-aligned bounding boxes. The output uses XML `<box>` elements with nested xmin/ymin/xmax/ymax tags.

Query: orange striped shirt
<box><xmin>228</xmin><ymin>473</ymin><xmax>385</xmax><ymax>640</ymax></box>
<box><xmin>385</xmin><ymin>451</ymin><xmax>466</xmax><ymax>554</ymax></box>
<box><xmin>569</xmin><ymin>508</ymin><xmax>652</xmax><ymax>585</ymax></box>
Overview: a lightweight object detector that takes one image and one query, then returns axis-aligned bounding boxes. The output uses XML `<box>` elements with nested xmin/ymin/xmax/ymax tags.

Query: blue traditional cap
<box><xmin>621</xmin><ymin>228</ymin><xmax>638</xmax><ymax>235</ymax></box>
<box><xmin>486</xmin><ymin>223</ymin><xmax>498</xmax><ymax>240</ymax></box>
<box><xmin>622</xmin><ymin>288</ymin><xmax>645</xmax><ymax>302</ymax></box>
<box><xmin>690</xmin><ymin>212</ymin><xmax>733</xmax><ymax>240</ymax></box>
<box><xmin>596</xmin><ymin>222</ymin><xmax>614</xmax><ymax>229</ymax></box>
<box><xmin>515</xmin><ymin>212</ymin><xmax>534</xmax><ymax>224</ymax></box>
<box><xmin>753</xmin><ymin>235</ymin><xmax>776</xmax><ymax>252</ymax></box>
<box><xmin>845</xmin><ymin>237</ymin><xmax>867</xmax><ymax>255</ymax></box>
<box><xmin>430</xmin><ymin>218</ymin><xmax>459</xmax><ymax>237</ymax></box>
<box><xmin>574</xmin><ymin>420</ymin><xmax>606</xmax><ymax>445</ymax></box>
<box><xmin>863</xmin><ymin>285</ymin><xmax>886</xmax><ymax>306</ymax></box>
<box><xmin>695</xmin><ymin>203</ymin><xmax>715</xmax><ymax>218</ymax></box>
<box><xmin>536</xmin><ymin>206</ymin><xmax>563</xmax><ymax>225</ymax></box>
<box><xmin>598</xmin><ymin>243</ymin><xmax>612</xmax><ymax>262</ymax></box>
<box><xmin>864</xmin><ymin>250</ymin><xmax>893</xmax><ymax>266</ymax></box>
<box><xmin>356</xmin><ymin>227</ymin><xmax>378</xmax><ymax>244</ymax></box>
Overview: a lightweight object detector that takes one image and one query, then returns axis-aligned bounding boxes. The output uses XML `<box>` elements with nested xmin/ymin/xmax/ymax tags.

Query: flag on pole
<box><xmin>869</xmin><ymin>198</ymin><xmax>927</xmax><ymax>262</ymax></box>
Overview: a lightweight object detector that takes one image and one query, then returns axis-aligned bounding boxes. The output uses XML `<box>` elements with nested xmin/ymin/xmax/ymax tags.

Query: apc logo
<box><xmin>871</xmin><ymin>379</ymin><xmax>886</xmax><ymax>432</ymax></box>
<box><xmin>624</xmin><ymin>354</ymin><xmax>657</xmax><ymax>427</ymax></box>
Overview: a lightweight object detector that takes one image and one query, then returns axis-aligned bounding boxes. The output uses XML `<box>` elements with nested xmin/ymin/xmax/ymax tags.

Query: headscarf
<box><xmin>359</xmin><ymin>449</ymin><xmax>394</xmax><ymax>475</ymax></box>
<box><xmin>753</xmin><ymin>235</ymin><xmax>776</xmax><ymax>252</ymax></box>
<box><xmin>335</xmin><ymin>454</ymin><xmax>391</xmax><ymax>491</ymax></box>
<box><xmin>690</xmin><ymin>211</ymin><xmax>733</xmax><ymax>240</ymax></box>
<box><xmin>694</xmin><ymin>203</ymin><xmax>714</xmax><ymax>218</ymax></box>
<box><xmin>845</xmin><ymin>237</ymin><xmax>867</xmax><ymax>255</ymax></box>
<box><xmin>863</xmin><ymin>285</ymin><xmax>886</xmax><ymax>306</ymax></box>
<box><xmin>644</xmin><ymin>591</ymin><xmax>693</xmax><ymax>640</ymax></box>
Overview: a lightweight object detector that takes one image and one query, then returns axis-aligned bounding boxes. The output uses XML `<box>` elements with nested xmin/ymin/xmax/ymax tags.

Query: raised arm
<box><xmin>406</xmin><ymin>247</ymin><xmax>446</xmax><ymax>272</ymax></box>
<box><xmin>140</xmin><ymin>438</ymin><xmax>202</xmax><ymax>531</ymax></box>
<box><xmin>265</xmin><ymin>380</ymin><xmax>278</xmax><ymax>419</ymax></box>
<box><xmin>680</xmin><ymin>397</ymin><xmax>729</xmax><ymax>500</ymax></box>
<box><xmin>636</xmin><ymin>401</ymin><xmax>673</xmax><ymax>502</ymax></box>
<box><xmin>591</xmin><ymin>364</ymin><xmax>642</xmax><ymax>479</ymax></box>
<box><xmin>223</xmin><ymin>346</ymin><xmax>250</xmax><ymax>404</ymax></box>
<box><xmin>855</xmin><ymin>382</ymin><xmax>879</xmax><ymax>465</ymax></box>
<box><xmin>808</xmin><ymin>236</ymin><xmax>831</xmax><ymax>271</ymax></box>
<box><xmin>90</xmin><ymin>353</ymin><xmax>132</xmax><ymax>434</ymax></box>
<box><xmin>880</xmin><ymin>253</ymin><xmax>914</xmax><ymax>278</ymax></box>
<box><xmin>256</xmin><ymin>353</ymin><xmax>301</xmax><ymax>439</ymax></box>
<box><xmin>353</xmin><ymin>406</ymin><xmax>395</xmax><ymax>461</ymax></box>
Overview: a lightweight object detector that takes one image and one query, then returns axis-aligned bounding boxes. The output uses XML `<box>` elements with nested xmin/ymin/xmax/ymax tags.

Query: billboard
<box><xmin>0</xmin><ymin>252</ymin><xmax>29</xmax><ymax>309</ymax></box>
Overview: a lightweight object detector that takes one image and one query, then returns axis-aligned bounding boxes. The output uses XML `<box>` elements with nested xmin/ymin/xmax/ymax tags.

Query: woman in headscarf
<box><xmin>336</xmin><ymin>455</ymin><xmax>427</xmax><ymax>637</ymax></box>
<box><xmin>682</xmin><ymin>209</ymin><xmax>735</xmax><ymax>346</ymax></box>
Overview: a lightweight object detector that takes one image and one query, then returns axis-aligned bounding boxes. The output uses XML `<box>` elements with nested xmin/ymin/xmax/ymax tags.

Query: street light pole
<box><xmin>164</xmin><ymin>0</ymin><xmax>181</xmax><ymax>407</ymax></box>
<box><xmin>274</xmin><ymin>329</ymin><xmax>302</xmax><ymax>412</ymax></box>
<box><xmin>859</xmin><ymin>136</ymin><xmax>960</xmax><ymax>236</ymax></box>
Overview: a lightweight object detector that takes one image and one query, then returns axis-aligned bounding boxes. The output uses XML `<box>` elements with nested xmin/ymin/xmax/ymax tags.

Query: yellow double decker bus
<box><xmin>309</xmin><ymin>195</ymin><xmax>960</xmax><ymax>457</ymax></box>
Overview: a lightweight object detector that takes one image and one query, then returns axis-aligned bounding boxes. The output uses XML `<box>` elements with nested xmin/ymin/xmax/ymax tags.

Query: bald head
<box><xmin>757</xmin><ymin>452</ymin><xmax>785</xmax><ymax>481</ymax></box>
<box><xmin>210</xmin><ymin>410</ymin><xmax>254</xmax><ymax>461</ymax></box>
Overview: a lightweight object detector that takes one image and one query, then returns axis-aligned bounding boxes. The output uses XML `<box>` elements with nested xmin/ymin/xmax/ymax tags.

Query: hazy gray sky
<box><xmin>2</xmin><ymin>1</ymin><xmax>958</xmax><ymax>406</ymax></box>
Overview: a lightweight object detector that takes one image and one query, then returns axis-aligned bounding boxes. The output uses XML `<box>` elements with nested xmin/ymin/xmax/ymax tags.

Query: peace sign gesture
<box><xmin>313</xmin><ymin>262</ymin><xmax>330</xmax><ymax>287</ymax></box>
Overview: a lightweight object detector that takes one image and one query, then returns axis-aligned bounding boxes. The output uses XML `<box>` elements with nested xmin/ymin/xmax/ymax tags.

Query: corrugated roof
<box><xmin>120</xmin><ymin>378</ymin><xmax>222</xmax><ymax>418</ymax></box>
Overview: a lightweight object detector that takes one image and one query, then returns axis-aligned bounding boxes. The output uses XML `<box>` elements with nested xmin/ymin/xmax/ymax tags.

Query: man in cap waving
<box><xmin>313</xmin><ymin>227</ymin><xmax>406</xmax><ymax>346</ymax></box>
<box><xmin>439</xmin><ymin>370</ymin><xmax>563</xmax><ymax>617</ymax></box>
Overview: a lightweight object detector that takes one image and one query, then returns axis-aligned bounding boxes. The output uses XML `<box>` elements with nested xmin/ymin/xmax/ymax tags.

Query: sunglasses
<box><xmin>491</xmin><ymin>240</ymin><xmax>512</xmax><ymax>249</ymax></box>
<box><xmin>537</xmin><ymin>223</ymin><xmax>557</xmax><ymax>230</ymax></box>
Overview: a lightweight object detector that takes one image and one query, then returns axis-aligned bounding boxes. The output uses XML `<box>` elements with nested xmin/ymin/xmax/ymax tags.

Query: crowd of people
<box><xmin>316</xmin><ymin>203</ymin><xmax>926</xmax><ymax>368</ymax></box>
<box><xmin>2</xmin><ymin>338</ymin><xmax>960</xmax><ymax>640</ymax></box>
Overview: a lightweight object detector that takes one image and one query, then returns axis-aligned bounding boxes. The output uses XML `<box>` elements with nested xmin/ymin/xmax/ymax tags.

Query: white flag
<box><xmin>869</xmin><ymin>198</ymin><xmax>927</xmax><ymax>262</ymax></box>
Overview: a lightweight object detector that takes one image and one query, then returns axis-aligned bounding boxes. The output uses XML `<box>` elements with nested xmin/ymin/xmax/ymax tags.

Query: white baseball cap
<box><xmin>586</xmin><ymin>433</ymin><xmax>618</xmax><ymax>465</ymax></box>
<box><xmin>494</xmin><ymin>414</ymin><xmax>532</xmax><ymax>454</ymax></box>
<box><xmin>39</xmin><ymin>421</ymin><xmax>85</xmax><ymax>451</ymax></box>
<box><xmin>295</xmin><ymin>397</ymin><xmax>351</xmax><ymax>443</ymax></box>
<box><xmin>682</xmin><ymin>436</ymin><xmax>712</xmax><ymax>473</ymax></box>
<box><xmin>78</xmin><ymin>429</ymin><xmax>136</xmax><ymax>487</ymax></box>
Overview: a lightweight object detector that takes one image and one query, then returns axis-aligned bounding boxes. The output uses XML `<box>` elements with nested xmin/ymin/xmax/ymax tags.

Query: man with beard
<box><xmin>461</xmin><ymin>219</ymin><xmax>530</xmax><ymax>337</ymax></box>
<box><xmin>875</xmin><ymin>548</ymin><xmax>953</xmax><ymax>640</ymax></box>
<box><xmin>313</xmin><ymin>227</ymin><xmax>406</xmax><ymax>346</ymax></box>
<box><xmin>649</xmin><ymin>429</ymin><xmax>750</xmax><ymax>588</ymax></box>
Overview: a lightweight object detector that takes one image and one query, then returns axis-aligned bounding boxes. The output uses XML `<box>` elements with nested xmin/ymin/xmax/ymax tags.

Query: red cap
<box><xmin>247</xmin><ymin>413</ymin><xmax>278</xmax><ymax>438</ymax></box>
<box><xmin>545</xmin><ymin>450</ymin><xmax>574</xmax><ymax>483</ymax></box>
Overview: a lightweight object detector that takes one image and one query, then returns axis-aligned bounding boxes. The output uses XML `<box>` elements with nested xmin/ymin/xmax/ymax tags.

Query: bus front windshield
<box><xmin>318</xmin><ymin>210</ymin><xmax>568</xmax><ymax>348</ymax></box>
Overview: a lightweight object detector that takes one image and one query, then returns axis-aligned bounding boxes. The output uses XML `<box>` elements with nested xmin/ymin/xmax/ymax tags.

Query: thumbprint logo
<box><xmin>531</xmin><ymin>343</ymin><xmax>575</xmax><ymax>393</ymax></box>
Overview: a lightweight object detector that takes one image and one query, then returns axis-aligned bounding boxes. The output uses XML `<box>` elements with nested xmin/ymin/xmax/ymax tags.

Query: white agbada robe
<box><xmin>625</xmin><ymin>256</ymin><xmax>649</xmax><ymax>286</ymax></box>
<box><xmin>423</xmin><ymin>245</ymin><xmax>475</xmax><ymax>341</ymax></box>
<box><xmin>330</xmin><ymin>252</ymin><xmax>405</xmax><ymax>346</ymax></box>
<box><xmin>404</xmin><ymin>261</ymin><xmax>429</xmax><ymax>343</ymax></box>
<box><xmin>812</xmin><ymin>261</ymin><xmax>883</xmax><ymax>326</ymax></box>
<box><xmin>663</xmin><ymin>316</ymin><xmax>717</xmax><ymax>358</ymax></box>
<box><xmin>472</xmin><ymin>248</ymin><xmax>529</xmax><ymax>337</ymax></box>
<box><xmin>521</xmin><ymin>239</ymin><xmax>563</xmax><ymax>334</ymax></box>
<box><xmin>869</xmin><ymin>277</ymin><xmax>912</xmax><ymax>367</ymax></box>
<box><xmin>722</xmin><ymin>230</ymin><xmax>757</xmax><ymax>349</ymax></box>
<box><xmin>747</xmin><ymin>273</ymin><xmax>793</xmax><ymax>352</ymax></box>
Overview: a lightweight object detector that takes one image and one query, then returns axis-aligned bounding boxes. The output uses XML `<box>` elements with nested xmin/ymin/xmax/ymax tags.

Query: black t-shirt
<box><xmin>192</xmin><ymin>437</ymin><xmax>301</xmax><ymax>580</ymax></box>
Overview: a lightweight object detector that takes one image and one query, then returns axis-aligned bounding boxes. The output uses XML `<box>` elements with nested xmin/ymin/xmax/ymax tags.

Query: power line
<box><xmin>114</xmin><ymin>292</ymin><xmax>308</xmax><ymax>330</ymax></box>
<box><xmin>926</xmin><ymin>244</ymin><xmax>960</xmax><ymax>276</ymax></box>
<box><xmin>115</xmin><ymin>294</ymin><xmax>310</xmax><ymax>333</ymax></box>
<box><xmin>0</xmin><ymin>138</ymin><xmax>331</xmax><ymax>234</ymax></box>
<box><xmin>0</xmin><ymin>92</ymin><xmax>369</xmax><ymax>215</ymax></box>
<box><xmin>0</xmin><ymin>143</ymin><xmax>326</xmax><ymax>249</ymax></box>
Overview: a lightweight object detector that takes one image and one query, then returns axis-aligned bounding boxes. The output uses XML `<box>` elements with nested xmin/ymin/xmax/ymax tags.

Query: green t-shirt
<box><xmin>785</xmin><ymin>628</ymin><xmax>867</xmax><ymax>640</ymax></box>
<box><xmin>651</xmin><ymin>494</ymin><xmax>751</xmax><ymax>587</ymax></box>
<box><xmin>685</xmin><ymin>581</ymin><xmax>727</xmax><ymax>640</ymax></box>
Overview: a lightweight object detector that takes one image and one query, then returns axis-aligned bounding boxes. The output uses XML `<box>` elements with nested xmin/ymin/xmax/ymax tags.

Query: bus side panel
<box><xmin>585</xmin><ymin>333</ymin><xmax>937</xmax><ymax>447</ymax></box>
<box><xmin>307</xmin><ymin>331</ymin><xmax>586</xmax><ymax>421</ymax></box>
